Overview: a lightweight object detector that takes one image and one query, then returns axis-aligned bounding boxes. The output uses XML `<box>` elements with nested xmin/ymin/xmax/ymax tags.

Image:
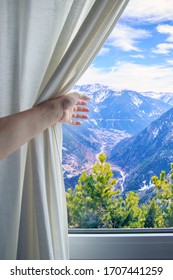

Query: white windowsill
<box><xmin>69</xmin><ymin>229</ymin><xmax>173</xmax><ymax>259</ymax></box>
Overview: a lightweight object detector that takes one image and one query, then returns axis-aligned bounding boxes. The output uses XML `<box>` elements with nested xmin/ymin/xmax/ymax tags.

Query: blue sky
<box><xmin>77</xmin><ymin>0</ymin><xmax>173</xmax><ymax>93</ymax></box>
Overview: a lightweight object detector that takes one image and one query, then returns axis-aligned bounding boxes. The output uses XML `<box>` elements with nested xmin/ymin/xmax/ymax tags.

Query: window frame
<box><xmin>69</xmin><ymin>228</ymin><xmax>173</xmax><ymax>259</ymax></box>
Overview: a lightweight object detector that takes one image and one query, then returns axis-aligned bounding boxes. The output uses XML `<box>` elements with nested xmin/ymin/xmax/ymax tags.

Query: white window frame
<box><xmin>69</xmin><ymin>229</ymin><xmax>173</xmax><ymax>259</ymax></box>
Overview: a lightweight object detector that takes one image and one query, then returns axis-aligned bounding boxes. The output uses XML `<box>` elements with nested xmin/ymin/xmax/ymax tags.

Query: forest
<box><xmin>66</xmin><ymin>153</ymin><xmax>173</xmax><ymax>228</ymax></box>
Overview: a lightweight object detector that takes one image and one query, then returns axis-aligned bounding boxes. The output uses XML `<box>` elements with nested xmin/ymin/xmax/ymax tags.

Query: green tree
<box><xmin>66</xmin><ymin>154</ymin><xmax>173</xmax><ymax>229</ymax></box>
<box><xmin>152</xmin><ymin>163</ymin><xmax>173</xmax><ymax>227</ymax></box>
<box><xmin>66</xmin><ymin>153</ymin><xmax>119</xmax><ymax>228</ymax></box>
<box><xmin>144</xmin><ymin>198</ymin><xmax>165</xmax><ymax>228</ymax></box>
<box><xmin>106</xmin><ymin>191</ymin><xmax>146</xmax><ymax>228</ymax></box>
<box><xmin>66</xmin><ymin>153</ymin><xmax>146</xmax><ymax>228</ymax></box>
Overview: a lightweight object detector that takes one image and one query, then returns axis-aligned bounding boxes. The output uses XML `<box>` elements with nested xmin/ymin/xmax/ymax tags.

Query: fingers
<box><xmin>69</xmin><ymin>92</ymin><xmax>90</xmax><ymax>103</ymax></box>
<box><xmin>78</xmin><ymin>94</ymin><xmax>90</xmax><ymax>101</ymax></box>
<box><xmin>77</xmin><ymin>95</ymin><xmax>90</xmax><ymax>106</ymax></box>
<box><xmin>60</xmin><ymin>91</ymin><xmax>90</xmax><ymax>126</ymax></box>
<box><xmin>73</xmin><ymin>106</ymin><xmax>89</xmax><ymax>113</ymax></box>
<box><xmin>70</xmin><ymin>120</ymin><xmax>81</xmax><ymax>126</ymax></box>
<box><xmin>69</xmin><ymin>112</ymin><xmax>88</xmax><ymax>126</ymax></box>
<box><xmin>72</xmin><ymin>104</ymin><xmax>89</xmax><ymax>121</ymax></box>
<box><xmin>72</xmin><ymin>113</ymin><xmax>88</xmax><ymax>119</ymax></box>
<box><xmin>76</xmin><ymin>100</ymin><xmax>88</xmax><ymax>106</ymax></box>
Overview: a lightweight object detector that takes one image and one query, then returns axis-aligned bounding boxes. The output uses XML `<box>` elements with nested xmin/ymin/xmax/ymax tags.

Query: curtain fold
<box><xmin>0</xmin><ymin>0</ymin><xmax>129</xmax><ymax>260</ymax></box>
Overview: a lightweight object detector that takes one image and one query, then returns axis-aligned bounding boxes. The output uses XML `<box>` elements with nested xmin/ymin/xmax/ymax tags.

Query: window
<box><xmin>63</xmin><ymin>0</ymin><xmax>173</xmax><ymax>259</ymax></box>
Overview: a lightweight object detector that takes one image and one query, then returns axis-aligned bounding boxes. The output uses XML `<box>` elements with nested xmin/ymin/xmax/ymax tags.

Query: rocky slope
<box><xmin>62</xmin><ymin>84</ymin><xmax>171</xmax><ymax>190</ymax></box>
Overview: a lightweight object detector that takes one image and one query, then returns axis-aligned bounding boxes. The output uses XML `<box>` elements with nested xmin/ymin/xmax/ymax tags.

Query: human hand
<box><xmin>60</xmin><ymin>92</ymin><xmax>90</xmax><ymax>125</ymax></box>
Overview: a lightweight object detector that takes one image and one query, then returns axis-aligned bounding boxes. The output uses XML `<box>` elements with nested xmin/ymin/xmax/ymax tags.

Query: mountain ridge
<box><xmin>109</xmin><ymin>106</ymin><xmax>173</xmax><ymax>192</ymax></box>
<box><xmin>63</xmin><ymin>84</ymin><xmax>172</xmax><ymax>190</ymax></box>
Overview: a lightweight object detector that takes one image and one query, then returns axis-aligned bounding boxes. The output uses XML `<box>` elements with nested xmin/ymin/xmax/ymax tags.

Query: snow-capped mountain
<box><xmin>62</xmin><ymin>84</ymin><xmax>172</xmax><ymax>190</ymax></box>
<box><xmin>141</xmin><ymin>91</ymin><xmax>173</xmax><ymax>106</ymax></box>
<box><xmin>109</xmin><ymin>106</ymin><xmax>173</xmax><ymax>192</ymax></box>
<box><xmin>73</xmin><ymin>84</ymin><xmax>171</xmax><ymax>134</ymax></box>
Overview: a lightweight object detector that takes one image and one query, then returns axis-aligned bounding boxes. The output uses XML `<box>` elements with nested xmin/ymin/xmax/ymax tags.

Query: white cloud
<box><xmin>106</xmin><ymin>24</ymin><xmax>151</xmax><ymax>52</ymax></box>
<box><xmin>97</xmin><ymin>47</ymin><xmax>110</xmax><ymax>56</ymax></box>
<box><xmin>77</xmin><ymin>1</ymin><xmax>173</xmax><ymax>94</ymax></box>
<box><xmin>157</xmin><ymin>24</ymin><xmax>173</xmax><ymax>42</ymax></box>
<box><xmin>122</xmin><ymin>0</ymin><xmax>173</xmax><ymax>23</ymax></box>
<box><xmin>152</xmin><ymin>24</ymin><xmax>173</xmax><ymax>54</ymax></box>
<box><xmin>167</xmin><ymin>59</ymin><xmax>173</xmax><ymax>65</ymax></box>
<box><xmin>153</xmin><ymin>43</ymin><xmax>173</xmax><ymax>54</ymax></box>
<box><xmin>77</xmin><ymin>62</ymin><xmax>173</xmax><ymax>93</ymax></box>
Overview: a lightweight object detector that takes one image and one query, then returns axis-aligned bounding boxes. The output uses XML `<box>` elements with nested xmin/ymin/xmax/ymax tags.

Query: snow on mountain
<box><xmin>73</xmin><ymin>84</ymin><xmax>122</xmax><ymax>103</ymax></box>
<box><xmin>140</xmin><ymin>91</ymin><xmax>164</xmax><ymax>99</ymax></box>
<box><xmin>152</xmin><ymin>128</ymin><xmax>159</xmax><ymax>138</ymax></box>
<box><xmin>141</xmin><ymin>91</ymin><xmax>173</xmax><ymax>106</ymax></box>
<box><xmin>109</xmin><ymin>106</ymin><xmax>173</xmax><ymax>192</ymax></box>
<box><xmin>131</xmin><ymin>95</ymin><xmax>143</xmax><ymax>107</ymax></box>
<box><xmin>63</xmin><ymin>84</ymin><xmax>172</xmax><ymax>190</ymax></box>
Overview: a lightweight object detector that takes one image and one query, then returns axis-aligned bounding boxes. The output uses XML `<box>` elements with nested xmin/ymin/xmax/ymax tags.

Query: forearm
<box><xmin>0</xmin><ymin>99</ymin><xmax>63</xmax><ymax>160</ymax></box>
<box><xmin>0</xmin><ymin>92</ymin><xmax>89</xmax><ymax>160</ymax></box>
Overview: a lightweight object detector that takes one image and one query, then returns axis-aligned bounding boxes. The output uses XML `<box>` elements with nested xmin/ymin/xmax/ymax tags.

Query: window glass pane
<box><xmin>63</xmin><ymin>0</ymin><xmax>173</xmax><ymax>229</ymax></box>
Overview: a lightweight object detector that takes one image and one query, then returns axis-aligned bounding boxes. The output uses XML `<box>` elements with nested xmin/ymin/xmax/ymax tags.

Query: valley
<box><xmin>62</xmin><ymin>84</ymin><xmax>173</xmax><ymax>193</ymax></box>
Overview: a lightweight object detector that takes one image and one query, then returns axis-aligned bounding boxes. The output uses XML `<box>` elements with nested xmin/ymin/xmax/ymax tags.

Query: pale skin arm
<box><xmin>0</xmin><ymin>92</ymin><xmax>90</xmax><ymax>160</ymax></box>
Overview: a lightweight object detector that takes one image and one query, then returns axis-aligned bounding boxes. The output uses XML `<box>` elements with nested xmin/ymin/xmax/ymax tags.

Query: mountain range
<box><xmin>141</xmin><ymin>91</ymin><xmax>173</xmax><ymax>106</ymax></box>
<box><xmin>109</xmin><ymin>106</ymin><xmax>173</xmax><ymax>192</ymax></box>
<box><xmin>62</xmin><ymin>84</ymin><xmax>172</xmax><ymax>191</ymax></box>
<box><xmin>73</xmin><ymin>84</ymin><xmax>171</xmax><ymax>134</ymax></box>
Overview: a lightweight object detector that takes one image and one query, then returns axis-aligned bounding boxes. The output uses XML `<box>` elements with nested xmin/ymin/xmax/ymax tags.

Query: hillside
<box><xmin>109</xmin><ymin>106</ymin><xmax>173</xmax><ymax>192</ymax></box>
<box><xmin>62</xmin><ymin>84</ymin><xmax>171</xmax><ymax>190</ymax></box>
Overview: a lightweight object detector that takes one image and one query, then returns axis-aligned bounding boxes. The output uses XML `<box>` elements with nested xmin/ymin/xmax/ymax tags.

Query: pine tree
<box><xmin>144</xmin><ymin>198</ymin><xmax>165</xmax><ymax>228</ymax></box>
<box><xmin>152</xmin><ymin>163</ymin><xmax>173</xmax><ymax>227</ymax></box>
<box><xmin>66</xmin><ymin>154</ymin><xmax>172</xmax><ymax>229</ymax></box>
<box><xmin>66</xmin><ymin>153</ymin><xmax>119</xmax><ymax>228</ymax></box>
<box><xmin>107</xmin><ymin>191</ymin><xmax>146</xmax><ymax>228</ymax></box>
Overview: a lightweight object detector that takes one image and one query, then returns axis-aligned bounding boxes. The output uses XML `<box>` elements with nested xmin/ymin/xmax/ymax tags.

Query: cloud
<box><xmin>97</xmin><ymin>47</ymin><xmax>110</xmax><ymax>56</ymax></box>
<box><xmin>157</xmin><ymin>24</ymin><xmax>173</xmax><ymax>42</ymax></box>
<box><xmin>77</xmin><ymin>62</ymin><xmax>173</xmax><ymax>93</ymax></box>
<box><xmin>122</xmin><ymin>0</ymin><xmax>173</xmax><ymax>23</ymax></box>
<box><xmin>106</xmin><ymin>24</ymin><xmax>151</xmax><ymax>52</ymax></box>
<box><xmin>153</xmin><ymin>24</ymin><xmax>173</xmax><ymax>54</ymax></box>
<box><xmin>77</xmin><ymin>1</ymin><xmax>173</xmax><ymax>94</ymax></box>
<box><xmin>167</xmin><ymin>59</ymin><xmax>173</xmax><ymax>65</ymax></box>
<box><xmin>153</xmin><ymin>43</ymin><xmax>173</xmax><ymax>54</ymax></box>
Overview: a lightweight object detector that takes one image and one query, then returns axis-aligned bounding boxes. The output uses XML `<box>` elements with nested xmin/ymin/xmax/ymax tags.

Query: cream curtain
<box><xmin>0</xmin><ymin>0</ymin><xmax>129</xmax><ymax>259</ymax></box>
